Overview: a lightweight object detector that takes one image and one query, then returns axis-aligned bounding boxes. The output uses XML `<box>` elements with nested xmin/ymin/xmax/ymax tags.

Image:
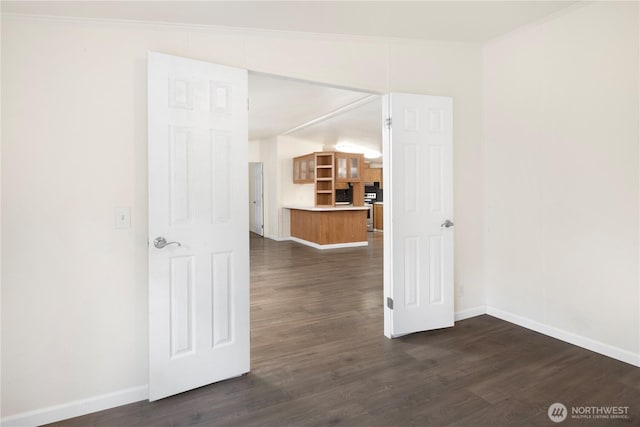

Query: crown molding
<box><xmin>1</xmin><ymin>12</ymin><xmax>482</xmax><ymax>49</ymax></box>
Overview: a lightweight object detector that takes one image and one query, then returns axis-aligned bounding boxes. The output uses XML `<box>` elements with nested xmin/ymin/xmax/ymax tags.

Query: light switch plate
<box><xmin>115</xmin><ymin>207</ymin><xmax>131</xmax><ymax>229</ymax></box>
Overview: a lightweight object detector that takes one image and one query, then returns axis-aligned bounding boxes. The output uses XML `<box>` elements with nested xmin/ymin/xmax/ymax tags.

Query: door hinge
<box><xmin>386</xmin><ymin>297</ymin><xmax>394</xmax><ymax>310</ymax></box>
<box><xmin>385</xmin><ymin>117</ymin><xmax>392</xmax><ymax>128</ymax></box>
<box><xmin>247</xmin><ymin>97</ymin><xmax>250</xmax><ymax>111</ymax></box>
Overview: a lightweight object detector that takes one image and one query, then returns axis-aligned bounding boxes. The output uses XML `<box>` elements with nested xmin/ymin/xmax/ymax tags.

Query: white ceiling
<box><xmin>282</xmin><ymin>92</ymin><xmax>382</xmax><ymax>152</ymax></box>
<box><xmin>2</xmin><ymin>1</ymin><xmax>577</xmax><ymax>43</ymax></box>
<box><xmin>3</xmin><ymin>1</ymin><xmax>577</xmax><ymax>159</ymax></box>
<box><xmin>249</xmin><ymin>73</ymin><xmax>381</xmax><ymax>156</ymax></box>
<box><xmin>248</xmin><ymin>73</ymin><xmax>374</xmax><ymax>142</ymax></box>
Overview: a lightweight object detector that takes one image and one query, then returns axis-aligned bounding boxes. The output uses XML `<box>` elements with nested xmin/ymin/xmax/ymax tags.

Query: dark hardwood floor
<box><xmin>48</xmin><ymin>233</ymin><xmax>640</xmax><ymax>426</ymax></box>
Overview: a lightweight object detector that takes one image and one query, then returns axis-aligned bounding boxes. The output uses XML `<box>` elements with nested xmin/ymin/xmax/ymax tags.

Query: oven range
<box><xmin>364</xmin><ymin>192</ymin><xmax>377</xmax><ymax>231</ymax></box>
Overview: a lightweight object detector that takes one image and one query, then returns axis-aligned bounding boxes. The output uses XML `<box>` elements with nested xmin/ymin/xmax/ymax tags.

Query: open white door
<box><xmin>383</xmin><ymin>93</ymin><xmax>454</xmax><ymax>338</ymax></box>
<box><xmin>148</xmin><ymin>52</ymin><xmax>249</xmax><ymax>401</ymax></box>
<box><xmin>248</xmin><ymin>162</ymin><xmax>264</xmax><ymax>236</ymax></box>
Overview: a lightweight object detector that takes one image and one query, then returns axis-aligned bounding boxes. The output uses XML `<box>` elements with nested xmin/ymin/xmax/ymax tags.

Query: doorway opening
<box><xmin>247</xmin><ymin>71</ymin><xmax>384</xmax><ymax>240</ymax></box>
<box><xmin>246</xmin><ymin>71</ymin><xmax>386</xmax><ymax>367</ymax></box>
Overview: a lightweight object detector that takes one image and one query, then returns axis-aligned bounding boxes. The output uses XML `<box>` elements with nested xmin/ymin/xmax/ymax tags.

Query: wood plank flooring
<box><xmin>48</xmin><ymin>233</ymin><xmax>640</xmax><ymax>426</ymax></box>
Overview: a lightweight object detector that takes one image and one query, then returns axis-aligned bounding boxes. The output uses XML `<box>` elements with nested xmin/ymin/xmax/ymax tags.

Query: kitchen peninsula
<box><xmin>286</xmin><ymin>151</ymin><xmax>368</xmax><ymax>249</ymax></box>
<box><xmin>285</xmin><ymin>205</ymin><xmax>370</xmax><ymax>249</ymax></box>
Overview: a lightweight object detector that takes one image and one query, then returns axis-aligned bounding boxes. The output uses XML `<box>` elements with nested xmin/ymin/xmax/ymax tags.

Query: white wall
<box><xmin>258</xmin><ymin>136</ymin><xmax>279</xmax><ymax>240</ymax></box>
<box><xmin>250</xmin><ymin>136</ymin><xmax>322</xmax><ymax>240</ymax></box>
<box><xmin>248</xmin><ymin>139</ymin><xmax>261</xmax><ymax>162</ymax></box>
<box><xmin>276</xmin><ymin>136</ymin><xmax>322</xmax><ymax>238</ymax></box>
<box><xmin>1</xmin><ymin>14</ymin><xmax>483</xmax><ymax>420</ymax></box>
<box><xmin>387</xmin><ymin>41</ymin><xmax>485</xmax><ymax>309</ymax></box>
<box><xmin>482</xmin><ymin>2</ymin><xmax>639</xmax><ymax>359</ymax></box>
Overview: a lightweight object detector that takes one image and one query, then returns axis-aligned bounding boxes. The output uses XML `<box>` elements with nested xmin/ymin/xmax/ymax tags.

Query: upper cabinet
<box><xmin>293</xmin><ymin>154</ymin><xmax>315</xmax><ymax>184</ymax></box>
<box><xmin>363</xmin><ymin>164</ymin><xmax>383</xmax><ymax>188</ymax></box>
<box><xmin>335</xmin><ymin>153</ymin><xmax>363</xmax><ymax>183</ymax></box>
<box><xmin>293</xmin><ymin>151</ymin><xmax>364</xmax><ymax>207</ymax></box>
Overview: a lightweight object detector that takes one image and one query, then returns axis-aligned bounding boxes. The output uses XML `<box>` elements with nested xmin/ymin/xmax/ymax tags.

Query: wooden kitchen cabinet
<box><xmin>293</xmin><ymin>154</ymin><xmax>315</xmax><ymax>184</ymax></box>
<box><xmin>314</xmin><ymin>152</ymin><xmax>335</xmax><ymax>207</ymax></box>
<box><xmin>289</xmin><ymin>207</ymin><xmax>368</xmax><ymax>246</ymax></box>
<box><xmin>335</xmin><ymin>153</ymin><xmax>363</xmax><ymax>183</ymax></box>
<box><xmin>373</xmin><ymin>203</ymin><xmax>383</xmax><ymax>230</ymax></box>
<box><xmin>363</xmin><ymin>165</ymin><xmax>383</xmax><ymax>187</ymax></box>
<box><xmin>294</xmin><ymin>151</ymin><xmax>364</xmax><ymax>207</ymax></box>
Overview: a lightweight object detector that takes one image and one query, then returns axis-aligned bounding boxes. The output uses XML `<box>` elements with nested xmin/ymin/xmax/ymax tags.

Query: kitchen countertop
<box><xmin>284</xmin><ymin>205</ymin><xmax>370</xmax><ymax>212</ymax></box>
<box><xmin>374</xmin><ymin>202</ymin><xmax>383</xmax><ymax>205</ymax></box>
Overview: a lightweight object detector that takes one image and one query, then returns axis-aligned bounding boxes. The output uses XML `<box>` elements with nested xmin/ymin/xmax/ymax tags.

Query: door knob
<box><xmin>441</xmin><ymin>220</ymin><xmax>454</xmax><ymax>228</ymax></box>
<box><xmin>153</xmin><ymin>237</ymin><xmax>182</xmax><ymax>249</ymax></box>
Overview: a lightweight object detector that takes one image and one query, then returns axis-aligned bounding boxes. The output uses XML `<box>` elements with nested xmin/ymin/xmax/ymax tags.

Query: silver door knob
<box><xmin>153</xmin><ymin>237</ymin><xmax>181</xmax><ymax>249</ymax></box>
<box><xmin>441</xmin><ymin>220</ymin><xmax>454</xmax><ymax>228</ymax></box>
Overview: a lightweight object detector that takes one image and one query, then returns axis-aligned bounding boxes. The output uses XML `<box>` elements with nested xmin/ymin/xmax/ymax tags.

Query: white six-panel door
<box><xmin>148</xmin><ymin>52</ymin><xmax>249</xmax><ymax>401</ymax></box>
<box><xmin>383</xmin><ymin>93</ymin><xmax>454</xmax><ymax>338</ymax></box>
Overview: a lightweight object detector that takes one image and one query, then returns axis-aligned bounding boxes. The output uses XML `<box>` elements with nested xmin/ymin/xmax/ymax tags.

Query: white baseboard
<box><xmin>454</xmin><ymin>305</ymin><xmax>486</xmax><ymax>321</ymax></box>
<box><xmin>486</xmin><ymin>306</ymin><xmax>640</xmax><ymax>368</ymax></box>
<box><xmin>289</xmin><ymin>236</ymin><xmax>368</xmax><ymax>250</ymax></box>
<box><xmin>1</xmin><ymin>385</ymin><xmax>148</xmax><ymax>427</ymax></box>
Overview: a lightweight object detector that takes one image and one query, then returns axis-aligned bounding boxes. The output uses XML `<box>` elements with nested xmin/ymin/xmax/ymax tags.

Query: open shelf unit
<box><xmin>314</xmin><ymin>152</ymin><xmax>335</xmax><ymax>207</ymax></box>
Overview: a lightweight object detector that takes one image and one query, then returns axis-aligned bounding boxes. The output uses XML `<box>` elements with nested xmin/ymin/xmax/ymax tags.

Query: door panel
<box><xmin>383</xmin><ymin>93</ymin><xmax>454</xmax><ymax>337</ymax></box>
<box><xmin>148</xmin><ymin>52</ymin><xmax>249</xmax><ymax>401</ymax></box>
